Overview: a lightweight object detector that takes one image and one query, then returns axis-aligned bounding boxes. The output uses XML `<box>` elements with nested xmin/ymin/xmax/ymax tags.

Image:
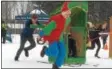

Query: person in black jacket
<box><xmin>14</xmin><ymin>14</ymin><xmax>40</xmax><ymax>61</ymax></box>
<box><xmin>87</xmin><ymin>22</ymin><xmax>102</xmax><ymax>58</ymax></box>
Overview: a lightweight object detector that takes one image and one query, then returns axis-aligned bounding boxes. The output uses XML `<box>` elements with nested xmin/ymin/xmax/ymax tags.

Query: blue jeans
<box><xmin>39</xmin><ymin>31</ymin><xmax>66</xmax><ymax>67</ymax></box>
<box><xmin>39</xmin><ymin>30</ymin><xmax>45</xmax><ymax>37</ymax></box>
<box><xmin>45</xmin><ymin>41</ymin><xmax>66</xmax><ymax>67</ymax></box>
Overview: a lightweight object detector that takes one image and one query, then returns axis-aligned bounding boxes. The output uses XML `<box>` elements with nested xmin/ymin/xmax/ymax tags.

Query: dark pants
<box><xmin>87</xmin><ymin>39</ymin><xmax>101</xmax><ymax>56</ymax></box>
<box><xmin>15</xmin><ymin>34</ymin><xmax>36</xmax><ymax>58</ymax></box>
<box><xmin>68</xmin><ymin>36</ymin><xmax>77</xmax><ymax>57</ymax></box>
<box><xmin>1</xmin><ymin>29</ymin><xmax>6</xmax><ymax>43</ymax></box>
<box><xmin>101</xmin><ymin>36</ymin><xmax>108</xmax><ymax>48</ymax></box>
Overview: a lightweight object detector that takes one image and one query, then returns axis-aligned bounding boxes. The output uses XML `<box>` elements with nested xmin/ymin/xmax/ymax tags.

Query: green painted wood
<box><xmin>49</xmin><ymin>1</ymin><xmax>88</xmax><ymax>64</ymax></box>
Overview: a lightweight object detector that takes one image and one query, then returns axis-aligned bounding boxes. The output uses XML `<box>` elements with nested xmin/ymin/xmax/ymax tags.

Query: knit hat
<box><xmin>61</xmin><ymin>2</ymin><xmax>69</xmax><ymax>12</ymax></box>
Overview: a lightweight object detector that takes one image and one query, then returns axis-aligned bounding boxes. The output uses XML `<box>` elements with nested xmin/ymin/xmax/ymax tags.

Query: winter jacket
<box><xmin>42</xmin><ymin>14</ymin><xmax>71</xmax><ymax>43</ymax></box>
<box><xmin>89</xmin><ymin>26</ymin><xmax>102</xmax><ymax>40</ymax></box>
<box><xmin>21</xmin><ymin>19</ymin><xmax>40</xmax><ymax>37</ymax></box>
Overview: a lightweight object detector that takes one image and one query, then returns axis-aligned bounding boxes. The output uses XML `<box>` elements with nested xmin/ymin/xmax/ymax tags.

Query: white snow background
<box><xmin>2</xmin><ymin>34</ymin><xmax>112</xmax><ymax>68</ymax></box>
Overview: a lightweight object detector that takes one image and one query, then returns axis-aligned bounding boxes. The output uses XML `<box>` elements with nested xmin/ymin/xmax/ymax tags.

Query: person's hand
<box><xmin>34</xmin><ymin>28</ymin><xmax>39</xmax><ymax>34</ymax></box>
<box><xmin>39</xmin><ymin>30</ymin><xmax>44</xmax><ymax>37</ymax></box>
<box><xmin>102</xmin><ymin>23</ymin><xmax>107</xmax><ymax>29</ymax></box>
<box><xmin>37</xmin><ymin>35</ymin><xmax>41</xmax><ymax>40</ymax></box>
<box><xmin>37</xmin><ymin>37</ymin><xmax>46</xmax><ymax>44</ymax></box>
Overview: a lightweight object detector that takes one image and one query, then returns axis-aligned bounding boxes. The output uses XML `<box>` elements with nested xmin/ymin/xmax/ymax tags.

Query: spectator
<box><xmin>1</xmin><ymin>21</ymin><xmax>7</xmax><ymax>44</ymax></box>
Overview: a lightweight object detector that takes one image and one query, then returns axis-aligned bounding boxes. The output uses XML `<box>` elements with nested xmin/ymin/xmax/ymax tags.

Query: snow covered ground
<box><xmin>2</xmin><ymin>34</ymin><xmax>112</xmax><ymax>68</ymax></box>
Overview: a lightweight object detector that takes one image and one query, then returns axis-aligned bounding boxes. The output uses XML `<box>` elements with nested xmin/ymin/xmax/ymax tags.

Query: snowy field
<box><xmin>2</xmin><ymin>34</ymin><xmax>112</xmax><ymax>68</ymax></box>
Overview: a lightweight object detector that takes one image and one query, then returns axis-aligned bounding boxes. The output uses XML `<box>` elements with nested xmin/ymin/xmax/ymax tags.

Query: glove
<box><xmin>39</xmin><ymin>30</ymin><xmax>45</xmax><ymax>37</ymax></box>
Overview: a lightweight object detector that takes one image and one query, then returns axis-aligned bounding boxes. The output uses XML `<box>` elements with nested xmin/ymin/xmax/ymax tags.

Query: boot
<box><xmin>24</xmin><ymin>49</ymin><xmax>29</xmax><ymax>57</ymax></box>
<box><xmin>40</xmin><ymin>46</ymin><xmax>47</xmax><ymax>57</ymax></box>
<box><xmin>14</xmin><ymin>56</ymin><xmax>19</xmax><ymax>61</ymax></box>
<box><xmin>52</xmin><ymin>64</ymin><xmax>59</xmax><ymax>69</ymax></box>
<box><xmin>95</xmin><ymin>54</ymin><xmax>100</xmax><ymax>58</ymax></box>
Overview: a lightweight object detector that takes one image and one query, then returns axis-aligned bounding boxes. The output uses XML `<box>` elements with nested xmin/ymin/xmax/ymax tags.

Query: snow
<box><xmin>2</xmin><ymin>34</ymin><xmax>112</xmax><ymax>68</ymax></box>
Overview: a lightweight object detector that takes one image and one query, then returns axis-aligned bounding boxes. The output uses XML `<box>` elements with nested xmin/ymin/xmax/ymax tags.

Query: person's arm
<box><xmin>33</xmin><ymin>21</ymin><xmax>43</xmax><ymax>34</ymax></box>
<box><xmin>25</xmin><ymin>20</ymin><xmax>30</xmax><ymax>29</ymax></box>
<box><xmin>30</xmin><ymin>23</ymin><xmax>45</xmax><ymax>28</ymax></box>
<box><xmin>30</xmin><ymin>20</ymin><xmax>56</xmax><ymax>36</ymax></box>
<box><xmin>42</xmin><ymin>21</ymin><xmax>56</xmax><ymax>35</ymax></box>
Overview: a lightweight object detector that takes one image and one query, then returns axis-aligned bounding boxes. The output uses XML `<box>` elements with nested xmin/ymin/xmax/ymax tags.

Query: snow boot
<box><xmin>52</xmin><ymin>64</ymin><xmax>59</xmax><ymax>69</ymax></box>
<box><xmin>40</xmin><ymin>46</ymin><xmax>47</xmax><ymax>57</ymax></box>
<box><xmin>24</xmin><ymin>49</ymin><xmax>29</xmax><ymax>57</ymax></box>
<box><xmin>95</xmin><ymin>54</ymin><xmax>100</xmax><ymax>58</ymax></box>
<box><xmin>14</xmin><ymin>56</ymin><xmax>19</xmax><ymax>61</ymax></box>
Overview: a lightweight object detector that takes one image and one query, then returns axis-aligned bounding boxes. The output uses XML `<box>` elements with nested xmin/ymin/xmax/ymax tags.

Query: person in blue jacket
<box><xmin>14</xmin><ymin>14</ymin><xmax>40</xmax><ymax>61</ymax></box>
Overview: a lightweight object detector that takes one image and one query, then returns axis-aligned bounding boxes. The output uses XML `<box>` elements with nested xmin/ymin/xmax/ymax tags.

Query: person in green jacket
<box><xmin>1</xmin><ymin>21</ymin><xmax>7</xmax><ymax>44</ymax></box>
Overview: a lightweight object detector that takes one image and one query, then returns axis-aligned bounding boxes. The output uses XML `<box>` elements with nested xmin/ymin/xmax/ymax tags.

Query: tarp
<box><xmin>15</xmin><ymin>9</ymin><xmax>49</xmax><ymax>23</ymax></box>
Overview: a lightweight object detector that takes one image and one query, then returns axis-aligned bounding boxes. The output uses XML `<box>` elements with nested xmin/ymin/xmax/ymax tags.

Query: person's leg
<box><xmin>40</xmin><ymin>41</ymin><xmax>65</xmax><ymax>68</ymax></box>
<box><xmin>1</xmin><ymin>32</ymin><xmax>3</xmax><ymax>43</ymax></box>
<box><xmin>3</xmin><ymin>30</ymin><xmax>6</xmax><ymax>43</ymax></box>
<box><xmin>40</xmin><ymin>41</ymin><xmax>59</xmax><ymax>58</ymax></box>
<box><xmin>95</xmin><ymin>39</ymin><xmax>101</xmax><ymax>58</ymax></box>
<box><xmin>24</xmin><ymin>36</ymin><xmax>36</xmax><ymax>57</ymax></box>
<box><xmin>44</xmin><ymin>41</ymin><xmax>59</xmax><ymax>57</ymax></box>
<box><xmin>69</xmin><ymin>38</ymin><xmax>76</xmax><ymax>57</ymax></box>
<box><xmin>71</xmin><ymin>39</ymin><xmax>77</xmax><ymax>57</ymax></box>
<box><xmin>87</xmin><ymin>40</ymin><xmax>95</xmax><ymax>49</ymax></box>
<box><xmin>55</xmin><ymin>41</ymin><xmax>66</xmax><ymax>68</ymax></box>
<box><xmin>103</xmin><ymin>36</ymin><xmax>108</xmax><ymax>48</ymax></box>
<box><xmin>25</xmin><ymin>36</ymin><xmax>36</xmax><ymax>50</ymax></box>
<box><xmin>68</xmin><ymin>37</ymin><xmax>72</xmax><ymax>57</ymax></box>
<box><xmin>15</xmin><ymin>35</ymin><xmax>27</xmax><ymax>61</ymax></box>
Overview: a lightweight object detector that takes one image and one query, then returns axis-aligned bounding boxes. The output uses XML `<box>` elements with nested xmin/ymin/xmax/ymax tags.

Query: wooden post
<box><xmin>109</xmin><ymin>16</ymin><xmax>112</xmax><ymax>58</ymax></box>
